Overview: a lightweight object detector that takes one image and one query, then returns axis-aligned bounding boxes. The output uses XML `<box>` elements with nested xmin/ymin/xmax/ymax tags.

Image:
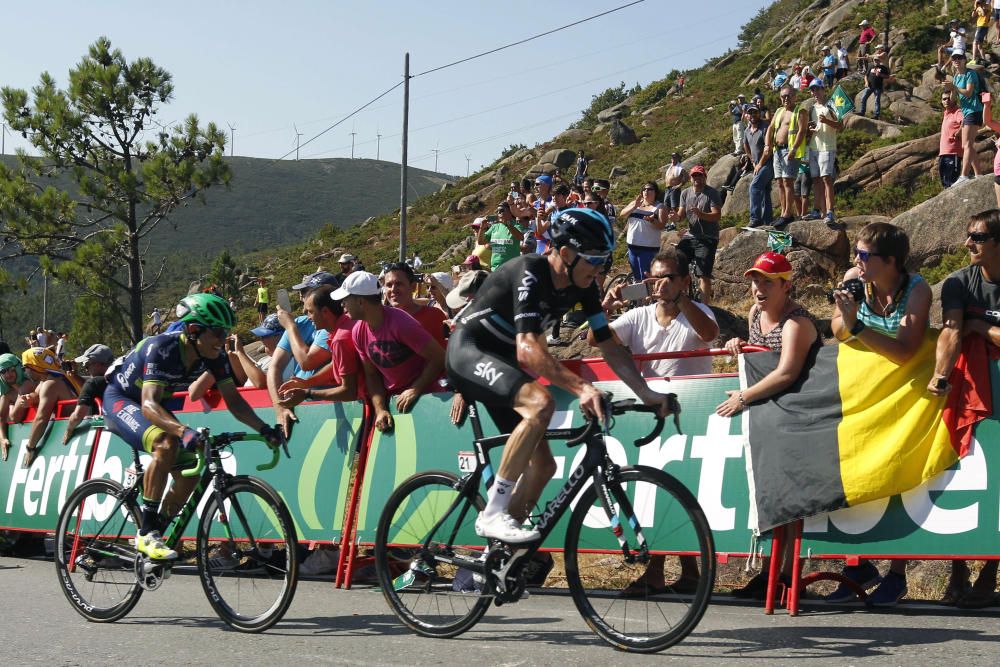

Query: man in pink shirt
<box><xmin>333</xmin><ymin>271</ymin><xmax>445</xmax><ymax>432</ymax></box>
<box><xmin>939</xmin><ymin>91</ymin><xmax>964</xmax><ymax>188</ymax></box>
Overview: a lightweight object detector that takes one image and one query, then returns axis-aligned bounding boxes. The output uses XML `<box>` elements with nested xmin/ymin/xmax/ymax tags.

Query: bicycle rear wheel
<box><xmin>374</xmin><ymin>470</ymin><xmax>491</xmax><ymax>638</ymax></box>
<box><xmin>564</xmin><ymin>466</ymin><xmax>715</xmax><ymax>653</ymax></box>
<box><xmin>54</xmin><ymin>478</ymin><xmax>144</xmax><ymax>622</ymax></box>
<box><xmin>196</xmin><ymin>476</ymin><xmax>299</xmax><ymax>632</ymax></box>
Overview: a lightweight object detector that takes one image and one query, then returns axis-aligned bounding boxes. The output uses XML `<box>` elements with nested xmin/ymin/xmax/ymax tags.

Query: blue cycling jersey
<box><xmin>106</xmin><ymin>332</ymin><xmax>234</xmax><ymax>401</ymax></box>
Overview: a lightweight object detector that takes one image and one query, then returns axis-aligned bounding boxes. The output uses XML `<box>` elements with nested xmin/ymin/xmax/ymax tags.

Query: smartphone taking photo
<box><xmin>276</xmin><ymin>288</ymin><xmax>292</xmax><ymax>312</ymax></box>
<box><xmin>621</xmin><ymin>282</ymin><xmax>651</xmax><ymax>301</ymax></box>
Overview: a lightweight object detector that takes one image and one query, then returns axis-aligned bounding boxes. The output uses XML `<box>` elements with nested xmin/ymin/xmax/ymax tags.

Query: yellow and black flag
<box><xmin>742</xmin><ymin>332</ymin><xmax>990</xmax><ymax>532</ymax></box>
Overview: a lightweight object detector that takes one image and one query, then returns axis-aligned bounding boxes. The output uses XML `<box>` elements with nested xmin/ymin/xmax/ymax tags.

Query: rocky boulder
<box><xmin>609</xmin><ymin>119</ymin><xmax>639</xmax><ymax>146</ymax></box>
<box><xmin>843</xmin><ymin>114</ymin><xmax>903</xmax><ymax>139</ymax></box>
<box><xmin>891</xmin><ymin>176</ymin><xmax>996</xmax><ymax>271</ymax></box>
<box><xmin>711</xmin><ymin>220</ymin><xmax>850</xmax><ymax>302</ymax></box>
<box><xmin>609</xmin><ymin>165</ymin><xmax>628</xmax><ymax>179</ymax></box>
<box><xmin>837</xmin><ymin>132</ymin><xmax>993</xmax><ymax>191</ymax></box>
<box><xmin>707</xmin><ymin>154</ymin><xmax>739</xmax><ymax>190</ymax></box>
<box><xmin>815</xmin><ymin>0</ymin><xmax>862</xmax><ymax>37</ymax></box>
<box><xmin>497</xmin><ymin>147</ymin><xmax>533</xmax><ymax>167</ymax></box>
<box><xmin>457</xmin><ymin>194</ymin><xmax>481</xmax><ymax>212</ymax></box>
<box><xmin>554</xmin><ymin>129</ymin><xmax>591</xmax><ymax>143</ymax></box>
<box><xmin>718</xmin><ymin>174</ymin><xmax>781</xmax><ymax>219</ymax></box>
<box><xmin>888</xmin><ymin>99</ymin><xmax>937</xmax><ymax>125</ymax></box>
<box><xmin>597</xmin><ymin>99</ymin><xmax>631</xmax><ymax>123</ymax></box>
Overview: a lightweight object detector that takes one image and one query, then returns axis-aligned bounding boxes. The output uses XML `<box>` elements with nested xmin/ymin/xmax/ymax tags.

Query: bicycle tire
<box><xmin>374</xmin><ymin>470</ymin><xmax>491</xmax><ymax>638</ymax></box>
<box><xmin>564</xmin><ymin>465</ymin><xmax>715</xmax><ymax>653</ymax></box>
<box><xmin>196</xmin><ymin>475</ymin><xmax>299</xmax><ymax>632</ymax></box>
<box><xmin>54</xmin><ymin>478</ymin><xmax>144</xmax><ymax>622</ymax></box>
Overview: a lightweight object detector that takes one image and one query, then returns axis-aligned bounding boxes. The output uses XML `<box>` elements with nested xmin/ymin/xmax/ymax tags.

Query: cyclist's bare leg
<box><xmin>495</xmin><ymin>382</ymin><xmax>554</xmax><ymax>483</ymax></box>
<box><xmin>143</xmin><ymin>433</ymin><xmax>178</xmax><ymax>503</ymax></box>
<box><xmin>160</xmin><ymin>471</ymin><xmax>200</xmax><ymax>519</ymax></box>
<box><xmin>508</xmin><ymin>440</ymin><xmax>557</xmax><ymax>523</ymax></box>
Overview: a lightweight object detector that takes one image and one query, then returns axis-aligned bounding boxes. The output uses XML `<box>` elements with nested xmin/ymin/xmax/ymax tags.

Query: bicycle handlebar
<box><xmin>180</xmin><ymin>429</ymin><xmax>289</xmax><ymax>478</ymax></box>
<box><xmin>564</xmin><ymin>393</ymin><xmax>680</xmax><ymax>448</ymax></box>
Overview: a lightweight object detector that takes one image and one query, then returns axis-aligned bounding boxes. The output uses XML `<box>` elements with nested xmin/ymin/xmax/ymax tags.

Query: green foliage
<box><xmin>920</xmin><ymin>249</ymin><xmax>969</xmax><ymax>286</ymax></box>
<box><xmin>499</xmin><ymin>143</ymin><xmax>526</xmax><ymax>159</ymax></box>
<box><xmin>206</xmin><ymin>250</ymin><xmax>240</xmax><ymax>299</ymax></box>
<box><xmin>570</xmin><ymin>82</ymin><xmax>643</xmax><ymax>130</ymax></box>
<box><xmin>0</xmin><ymin>37</ymin><xmax>230</xmax><ymax>342</ymax></box>
<box><xmin>68</xmin><ymin>294</ymin><xmax>131</xmax><ymax>354</ymax></box>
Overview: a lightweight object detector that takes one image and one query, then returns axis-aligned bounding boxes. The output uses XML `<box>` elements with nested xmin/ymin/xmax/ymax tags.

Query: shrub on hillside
<box><xmin>569</xmin><ymin>82</ymin><xmax>642</xmax><ymax>130</ymax></box>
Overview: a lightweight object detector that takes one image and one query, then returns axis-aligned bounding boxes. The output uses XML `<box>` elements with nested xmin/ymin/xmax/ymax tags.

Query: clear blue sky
<box><xmin>2</xmin><ymin>0</ymin><xmax>770</xmax><ymax>177</ymax></box>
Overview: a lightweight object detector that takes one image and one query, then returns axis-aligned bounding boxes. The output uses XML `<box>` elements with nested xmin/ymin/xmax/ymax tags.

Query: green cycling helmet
<box><xmin>175</xmin><ymin>293</ymin><xmax>236</xmax><ymax>330</ymax></box>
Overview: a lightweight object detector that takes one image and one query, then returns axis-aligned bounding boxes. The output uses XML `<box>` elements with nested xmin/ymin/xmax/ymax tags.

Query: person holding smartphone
<box><xmin>619</xmin><ymin>181</ymin><xmax>669</xmax><ymax>282</ymax></box>
<box><xmin>477</xmin><ymin>202</ymin><xmax>525</xmax><ymax>272</ymax></box>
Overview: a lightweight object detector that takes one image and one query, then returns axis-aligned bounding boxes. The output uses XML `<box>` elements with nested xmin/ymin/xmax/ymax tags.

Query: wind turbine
<box><xmin>293</xmin><ymin>124</ymin><xmax>303</xmax><ymax>160</ymax></box>
<box><xmin>227</xmin><ymin>123</ymin><xmax>236</xmax><ymax>157</ymax></box>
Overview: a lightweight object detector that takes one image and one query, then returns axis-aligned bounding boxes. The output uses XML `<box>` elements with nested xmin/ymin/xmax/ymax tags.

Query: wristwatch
<box><xmin>304</xmin><ymin>389</ymin><xmax>314</xmax><ymax>401</ymax></box>
<box><xmin>850</xmin><ymin>320</ymin><xmax>866</xmax><ymax>336</ymax></box>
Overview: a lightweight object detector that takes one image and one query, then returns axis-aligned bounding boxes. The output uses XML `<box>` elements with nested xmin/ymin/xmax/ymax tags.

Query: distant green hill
<box><xmin>0</xmin><ymin>154</ymin><xmax>453</xmax><ymax>345</ymax></box>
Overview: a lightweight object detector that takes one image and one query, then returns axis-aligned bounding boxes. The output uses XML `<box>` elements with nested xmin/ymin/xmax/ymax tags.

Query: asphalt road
<box><xmin>3</xmin><ymin>555</ymin><xmax>999</xmax><ymax>666</ymax></box>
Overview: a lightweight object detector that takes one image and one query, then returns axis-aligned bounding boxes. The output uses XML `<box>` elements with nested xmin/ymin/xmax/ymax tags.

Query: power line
<box><xmin>272</xmin><ymin>80</ymin><xmax>403</xmax><ymax>161</ymax></box>
<box><xmin>412</xmin><ymin>0</ymin><xmax>646</xmax><ymax>78</ymax></box>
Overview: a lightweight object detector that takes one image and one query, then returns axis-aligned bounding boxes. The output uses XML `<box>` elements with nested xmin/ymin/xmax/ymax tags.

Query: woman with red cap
<box><xmin>718</xmin><ymin>251</ymin><xmax>821</xmax><ymax>598</ymax></box>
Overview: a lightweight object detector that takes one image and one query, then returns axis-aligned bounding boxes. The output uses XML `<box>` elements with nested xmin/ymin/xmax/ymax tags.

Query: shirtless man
<box><xmin>765</xmin><ymin>86</ymin><xmax>808</xmax><ymax>228</ymax></box>
<box><xmin>17</xmin><ymin>348</ymin><xmax>82</xmax><ymax>467</ymax></box>
<box><xmin>662</xmin><ymin>152</ymin><xmax>689</xmax><ymax>218</ymax></box>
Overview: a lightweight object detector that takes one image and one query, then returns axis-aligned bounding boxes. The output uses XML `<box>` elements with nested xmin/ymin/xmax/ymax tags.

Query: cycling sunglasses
<box><xmin>968</xmin><ymin>231</ymin><xmax>993</xmax><ymax>244</ymax></box>
<box><xmin>576</xmin><ymin>251</ymin><xmax>611</xmax><ymax>266</ymax></box>
<box><xmin>853</xmin><ymin>247</ymin><xmax>885</xmax><ymax>262</ymax></box>
<box><xmin>207</xmin><ymin>326</ymin><xmax>230</xmax><ymax>339</ymax></box>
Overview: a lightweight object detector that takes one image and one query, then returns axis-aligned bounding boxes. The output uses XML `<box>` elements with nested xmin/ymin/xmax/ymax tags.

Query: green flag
<box><xmin>830</xmin><ymin>84</ymin><xmax>855</xmax><ymax>120</ymax></box>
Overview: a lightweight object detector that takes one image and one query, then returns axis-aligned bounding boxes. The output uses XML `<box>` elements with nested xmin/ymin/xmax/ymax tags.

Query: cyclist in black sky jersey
<box><xmin>446</xmin><ymin>207</ymin><xmax>676</xmax><ymax>543</ymax></box>
<box><xmin>102</xmin><ymin>293</ymin><xmax>282</xmax><ymax>561</ymax></box>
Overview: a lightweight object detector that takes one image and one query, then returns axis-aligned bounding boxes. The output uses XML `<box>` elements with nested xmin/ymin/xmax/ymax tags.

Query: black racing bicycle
<box><xmin>374</xmin><ymin>394</ymin><xmax>715</xmax><ymax>653</ymax></box>
<box><xmin>54</xmin><ymin>428</ymin><xmax>298</xmax><ymax>632</ymax></box>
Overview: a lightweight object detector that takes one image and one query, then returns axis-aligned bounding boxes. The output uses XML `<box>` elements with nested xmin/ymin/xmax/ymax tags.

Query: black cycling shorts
<box><xmin>446</xmin><ymin>327</ymin><xmax>528</xmax><ymax>434</ymax></box>
<box><xmin>676</xmin><ymin>235</ymin><xmax>718</xmax><ymax>279</ymax></box>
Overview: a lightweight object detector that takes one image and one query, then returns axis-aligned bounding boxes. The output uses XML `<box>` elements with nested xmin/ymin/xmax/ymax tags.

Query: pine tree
<box><xmin>0</xmin><ymin>37</ymin><xmax>231</xmax><ymax>342</ymax></box>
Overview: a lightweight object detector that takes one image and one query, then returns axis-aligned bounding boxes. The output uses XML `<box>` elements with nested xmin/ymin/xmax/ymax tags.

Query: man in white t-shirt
<box><xmin>590</xmin><ymin>249</ymin><xmax>719</xmax><ymax>378</ymax></box>
<box><xmin>805</xmin><ymin>79</ymin><xmax>845</xmax><ymax>230</ymax></box>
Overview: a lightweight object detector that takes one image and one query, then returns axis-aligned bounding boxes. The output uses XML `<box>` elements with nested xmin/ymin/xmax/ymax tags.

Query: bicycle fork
<box><xmin>593</xmin><ymin>464</ymin><xmax>650</xmax><ymax>566</ymax></box>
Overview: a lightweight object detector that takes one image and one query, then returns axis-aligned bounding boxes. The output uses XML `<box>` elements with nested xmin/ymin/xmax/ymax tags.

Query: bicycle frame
<box><xmin>414</xmin><ymin>402</ymin><xmax>653</xmax><ymax>579</ymax></box>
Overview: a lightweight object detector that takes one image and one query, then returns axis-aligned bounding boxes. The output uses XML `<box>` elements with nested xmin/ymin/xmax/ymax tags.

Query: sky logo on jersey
<box><xmin>474</xmin><ymin>360</ymin><xmax>504</xmax><ymax>387</ymax></box>
<box><xmin>517</xmin><ymin>270</ymin><xmax>538</xmax><ymax>303</ymax></box>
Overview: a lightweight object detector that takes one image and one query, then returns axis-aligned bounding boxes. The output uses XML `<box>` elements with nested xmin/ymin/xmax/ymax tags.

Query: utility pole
<box><xmin>882</xmin><ymin>1</ymin><xmax>891</xmax><ymax>52</ymax></box>
<box><xmin>227</xmin><ymin>123</ymin><xmax>236</xmax><ymax>157</ymax></box>
<box><xmin>465</xmin><ymin>154</ymin><xmax>471</xmax><ymax>177</ymax></box>
<box><xmin>399</xmin><ymin>53</ymin><xmax>410</xmax><ymax>262</ymax></box>
<box><xmin>294</xmin><ymin>124</ymin><xmax>303</xmax><ymax>161</ymax></box>
<box><xmin>376</xmin><ymin>132</ymin><xmax>382</xmax><ymax>160</ymax></box>
<box><xmin>350</xmin><ymin>131</ymin><xmax>357</xmax><ymax>159</ymax></box>
<box><xmin>432</xmin><ymin>148</ymin><xmax>440</xmax><ymax>172</ymax></box>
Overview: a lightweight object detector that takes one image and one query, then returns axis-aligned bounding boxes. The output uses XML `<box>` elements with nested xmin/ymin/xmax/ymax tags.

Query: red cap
<box><xmin>744</xmin><ymin>251</ymin><xmax>793</xmax><ymax>279</ymax></box>
<box><xmin>690</xmin><ymin>165</ymin><xmax>707</xmax><ymax>176</ymax></box>
<box><xmin>462</xmin><ymin>255</ymin><xmax>481</xmax><ymax>268</ymax></box>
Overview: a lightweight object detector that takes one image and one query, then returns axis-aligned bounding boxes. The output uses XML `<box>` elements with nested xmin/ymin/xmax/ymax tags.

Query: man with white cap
<box><xmin>333</xmin><ymin>272</ymin><xmax>445</xmax><ymax>432</ymax></box>
<box><xmin>62</xmin><ymin>344</ymin><xmax>117</xmax><ymax>444</ymax></box>
<box><xmin>334</xmin><ymin>254</ymin><xmax>356</xmax><ymax>288</ymax></box>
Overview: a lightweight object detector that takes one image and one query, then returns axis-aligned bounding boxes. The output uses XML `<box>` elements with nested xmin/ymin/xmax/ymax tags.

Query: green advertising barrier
<box><xmin>358</xmin><ymin>362</ymin><xmax>1000</xmax><ymax>561</ymax></box>
<box><xmin>355</xmin><ymin>375</ymin><xmax>754</xmax><ymax>555</ymax></box>
<box><xmin>0</xmin><ymin>399</ymin><xmax>366</xmax><ymax>543</ymax></box>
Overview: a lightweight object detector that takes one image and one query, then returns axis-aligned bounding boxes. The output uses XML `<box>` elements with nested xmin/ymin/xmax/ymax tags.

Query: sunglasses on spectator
<box><xmin>641</xmin><ymin>187</ymin><xmax>655</xmax><ymax>191</ymax></box>
<box><xmin>582</xmin><ymin>200</ymin><xmax>598</xmax><ymax>206</ymax></box>
<box><xmin>853</xmin><ymin>247</ymin><xmax>885</xmax><ymax>262</ymax></box>
<box><xmin>576</xmin><ymin>251</ymin><xmax>611</xmax><ymax>266</ymax></box>
<box><xmin>968</xmin><ymin>231</ymin><xmax>993</xmax><ymax>244</ymax></box>
<box><xmin>651</xmin><ymin>273</ymin><xmax>679</xmax><ymax>280</ymax></box>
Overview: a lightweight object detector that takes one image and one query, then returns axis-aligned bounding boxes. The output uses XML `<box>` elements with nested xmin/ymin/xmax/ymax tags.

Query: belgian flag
<box><xmin>742</xmin><ymin>332</ymin><xmax>991</xmax><ymax>532</ymax></box>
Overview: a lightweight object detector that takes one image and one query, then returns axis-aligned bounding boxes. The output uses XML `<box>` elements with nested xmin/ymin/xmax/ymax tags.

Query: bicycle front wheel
<box><xmin>197</xmin><ymin>476</ymin><xmax>299</xmax><ymax>632</ymax></box>
<box><xmin>374</xmin><ymin>470</ymin><xmax>491</xmax><ymax>638</ymax></box>
<box><xmin>564</xmin><ymin>466</ymin><xmax>715</xmax><ymax>653</ymax></box>
<box><xmin>54</xmin><ymin>478</ymin><xmax>144</xmax><ymax>622</ymax></box>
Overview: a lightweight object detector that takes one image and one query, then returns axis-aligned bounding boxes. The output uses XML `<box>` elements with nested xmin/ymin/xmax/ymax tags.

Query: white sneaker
<box><xmin>546</xmin><ymin>335</ymin><xmax>561</xmax><ymax>346</ymax></box>
<box><xmin>475</xmin><ymin>512</ymin><xmax>540</xmax><ymax>544</ymax></box>
<box><xmin>954</xmin><ymin>176</ymin><xmax>971</xmax><ymax>185</ymax></box>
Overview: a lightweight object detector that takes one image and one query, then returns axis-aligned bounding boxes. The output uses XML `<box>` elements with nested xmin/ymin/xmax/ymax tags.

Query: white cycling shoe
<box><xmin>475</xmin><ymin>511</ymin><xmax>540</xmax><ymax>544</ymax></box>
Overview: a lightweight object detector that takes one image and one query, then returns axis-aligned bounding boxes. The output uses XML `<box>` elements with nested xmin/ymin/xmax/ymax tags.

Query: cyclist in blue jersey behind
<box><xmin>446</xmin><ymin>207</ymin><xmax>677</xmax><ymax>543</ymax></box>
<box><xmin>102</xmin><ymin>293</ymin><xmax>283</xmax><ymax>560</ymax></box>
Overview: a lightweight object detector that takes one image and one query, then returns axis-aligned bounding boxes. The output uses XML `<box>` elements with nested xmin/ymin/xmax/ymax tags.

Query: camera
<box><xmin>826</xmin><ymin>277</ymin><xmax>865</xmax><ymax>304</ymax></box>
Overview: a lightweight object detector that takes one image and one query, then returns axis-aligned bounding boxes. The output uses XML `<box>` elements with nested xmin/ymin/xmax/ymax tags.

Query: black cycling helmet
<box><xmin>175</xmin><ymin>293</ymin><xmax>236</xmax><ymax>330</ymax></box>
<box><xmin>549</xmin><ymin>207</ymin><xmax>615</xmax><ymax>255</ymax></box>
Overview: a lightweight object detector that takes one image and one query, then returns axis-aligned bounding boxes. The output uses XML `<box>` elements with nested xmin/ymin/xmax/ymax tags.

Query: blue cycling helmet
<box><xmin>549</xmin><ymin>207</ymin><xmax>615</xmax><ymax>255</ymax></box>
<box><xmin>773</xmin><ymin>71</ymin><xmax>789</xmax><ymax>89</ymax></box>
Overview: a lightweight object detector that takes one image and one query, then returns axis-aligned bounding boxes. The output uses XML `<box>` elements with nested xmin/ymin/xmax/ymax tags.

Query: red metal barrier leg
<box><xmin>336</xmin><ymin>406</ymin><xmax>374</xmax><ymax>590</ymax></box>
<box><xmin>789</xmin><ymin>520</ymin><xmax>803</xmax><ymax>616</ymax></box>
<box><xmin>764</xmin><ymin>525</ymin><xmax>783</xmax><ymax>615</ymax></box>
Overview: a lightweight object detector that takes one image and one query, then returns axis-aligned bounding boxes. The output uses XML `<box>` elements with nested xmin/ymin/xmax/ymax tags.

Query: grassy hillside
<box><xmin>249</xmin><ymin>0</ymin><xmax>946</xmax><ymax>300</ymax></box>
